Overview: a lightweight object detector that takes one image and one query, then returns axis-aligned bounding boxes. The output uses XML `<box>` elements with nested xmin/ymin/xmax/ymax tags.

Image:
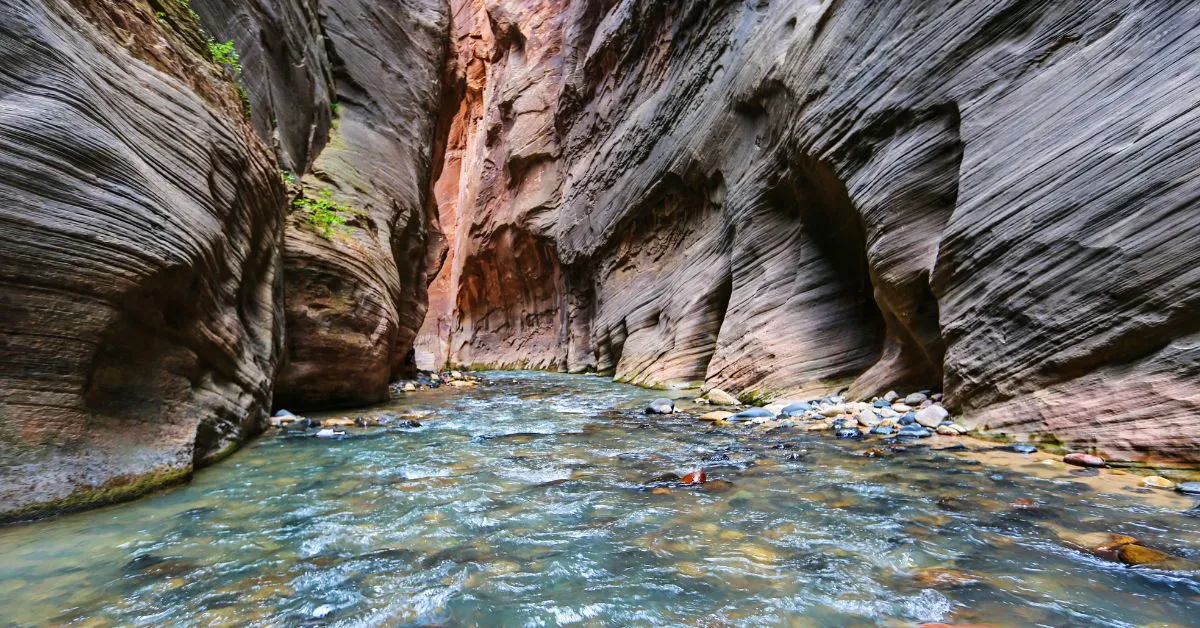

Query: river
<box><xmin>1</xmin><ymin>371</ymin><xmax>1197</xmax><ymax>626</ymax></box>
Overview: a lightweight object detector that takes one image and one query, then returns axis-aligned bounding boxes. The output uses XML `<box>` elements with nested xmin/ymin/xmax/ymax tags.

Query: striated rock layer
<box><xmin>418</xmin><ymin>0</ymin><xmax>1200</xmax><ymax>462</ymax></box>
<box><xmin>0</xmin><ymin>0</ymin><xmax>286</xmax><ymax>520</ymax></box>
<box><xmin>193</xmin><ymin>0</ymin><xmax>452</xmax><ymax>409</ymax></box>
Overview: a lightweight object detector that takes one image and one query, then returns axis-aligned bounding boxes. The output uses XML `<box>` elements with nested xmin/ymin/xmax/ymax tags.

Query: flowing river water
<box><xmin>1</xmin><ymin>372</ymin><xmax>1198</xmax><ymax>626</ymax></box>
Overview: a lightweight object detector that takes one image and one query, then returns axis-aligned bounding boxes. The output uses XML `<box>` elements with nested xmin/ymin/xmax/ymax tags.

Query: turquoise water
<box><xmin>1</xmin><ymin>371</ymin><xmax>1198</xmax><ymax>626</ymax></box>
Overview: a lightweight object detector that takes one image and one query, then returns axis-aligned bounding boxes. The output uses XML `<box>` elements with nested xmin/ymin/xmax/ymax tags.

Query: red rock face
<box><xmin>417</xmin><ymin>0</ymin><xmax>1200</xmax><ymax>461</ymax></box>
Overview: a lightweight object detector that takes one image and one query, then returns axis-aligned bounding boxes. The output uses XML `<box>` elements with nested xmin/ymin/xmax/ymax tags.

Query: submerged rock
<box><xmin>646</xmin><ymin>398</ymin><xmax>676</xmax><ymax>415</ymax></box>
<box><xmin>1141</xmin><ymin>476</ymin><xmax>1174</xmax><ymax>489</ymax></box>
<box><xmin>1176</xmin><ymin>482</ymin><xmax>1200</xmax><ymax>496</ymax></box>
<box><xmin>913</xmin><ymin>567</ymin><xmax>981</xmax><ymax>589</ymax></box>
<box><xmin>898</xmin><ymin>425</ymin><xmax>932</xmax><ymax>439</ymax></box>
<box><xmin>836</xmin><ymin>428</ymin><xmax>864</xmax><ymax>440</ymax></box>
<box><xmin>699</xmin><ymin>411</ymin><xmax>734</xmax><ymax>422</ymax></box>
<box><xmin>1118</xmin><ymin>544</ymin><xmax>1173</xmax><ymax>566</ymax></box>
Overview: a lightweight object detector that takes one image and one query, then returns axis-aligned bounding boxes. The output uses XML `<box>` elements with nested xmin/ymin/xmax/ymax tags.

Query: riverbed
<box><xmin>1</xmin><ymin>372</ymin><xmax>1198</xmax><ymax>626</ymax></box>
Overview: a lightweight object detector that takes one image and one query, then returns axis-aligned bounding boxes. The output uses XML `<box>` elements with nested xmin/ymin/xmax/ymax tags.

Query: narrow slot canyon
<box><xmin>1</xmin><ymin>0</ymin><xmax>1200</xmax><ymax>624</ymax></box>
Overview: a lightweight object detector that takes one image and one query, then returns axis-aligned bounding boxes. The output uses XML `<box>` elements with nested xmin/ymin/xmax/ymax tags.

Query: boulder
<box><xmin>915</xmin><ymin>405</ymin><xmax>950</xmax><ymax>428</ymax></box>
<box><xmin>704</xmin><ymin>389</ymin><xmax>740</xmax><ymax>406</ymax></box>
<box><xmin>779</xmin><ymin>402</ymin><xmax>813</xmax><ymax>417</ymax></box>
<box><xmin>1063</xmin><ymin>453</ymin><xmax>1106</xmax><ymax>468</ymax></box>
<box><xmin>728</xmin><ymin>407</ymin><xmax>774</xmax><ymax>422</ymax></box>
<box><xmin>646</xmin><ymin>398</ymin><xmax>676</xmax><ymax>415</ymax></box>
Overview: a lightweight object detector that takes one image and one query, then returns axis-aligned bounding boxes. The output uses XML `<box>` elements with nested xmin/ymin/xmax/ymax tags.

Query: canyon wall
<box><xmin>0</xmin><ymin>0</ymin><xmax>286</xmax><ymax>520</ymax></box>
<box><xmin>420</xmin><ymin>0</ymin><xmax>1200</xmax><ymax>462</ymax></box>
<box><xmin>193</xmin><ymin>0</ymin><xmax>451</xmax><ymax>410</ymax></box>
<box><xmin>0</xmin><ymin>0</ymin><xmax>450</xmax><ymax>520</ymax></box>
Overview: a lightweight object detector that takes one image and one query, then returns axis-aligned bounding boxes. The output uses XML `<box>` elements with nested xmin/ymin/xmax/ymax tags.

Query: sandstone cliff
<box><xmin>192</xmin><ymin>0</ymin><xmax>451</xmax><ymax>410</ymax></box>
<box><xmin>418</xmin><ymin>0</ymin><xmax>1200</xmax><ymax>462</ymax></box>
<box><xmin>0</xmin><ymin>0</ymin><xmax>286</xmax><ymax>520</ymax></box>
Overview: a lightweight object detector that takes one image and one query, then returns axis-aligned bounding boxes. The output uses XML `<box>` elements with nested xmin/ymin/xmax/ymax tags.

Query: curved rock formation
<box><xmin>418</xmin><ymin>0</ymin><xmax>1200</xmax><ymax>462</ymax></box>
<box><xmin>194</xmin><ymin>0</ymin><xmax>452</xmax><ymax>409</ymax></box>
<box><xmin>0</xmin><ymin>0</ymin><xmax>286</xmax><ymax>520</ymax></box>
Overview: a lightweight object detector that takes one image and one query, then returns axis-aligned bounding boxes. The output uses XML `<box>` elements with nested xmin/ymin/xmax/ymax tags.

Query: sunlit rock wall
<box><xmin>421</xmin><ymin>0</ymin><xmax>1200</xmax><ymax>461</ymax></box>
<box><xmin>0</xmin><ymin>0</ymin><xmax>286</xmax><ymax>520</ymax></box>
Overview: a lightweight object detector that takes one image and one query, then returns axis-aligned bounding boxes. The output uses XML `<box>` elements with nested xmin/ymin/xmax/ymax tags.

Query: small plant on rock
<box><xmin>292</xmin><ymin>188</ymin><xmax>359</xmax><ymax>239</ymax></box>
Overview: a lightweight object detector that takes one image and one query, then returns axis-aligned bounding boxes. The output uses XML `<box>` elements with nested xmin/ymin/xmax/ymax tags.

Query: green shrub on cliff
<box><xmin>207</xmin><ymin>38</ymin><xmax>242</xmax><ymax>76</ymax></box>
<box><xmin>293</xmin><ymin>188</ymin><xmax>359</xmax><ymax>239</ymax></box>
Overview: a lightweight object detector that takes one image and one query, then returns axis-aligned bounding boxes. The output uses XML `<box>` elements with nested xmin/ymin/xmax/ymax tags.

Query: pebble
<box><xmin>872</xmin><ymin>399</ymin><xmax>891</xmax><ymax>409</ymax></box>
<box><xmin>857</xmin><ymin>411</ymin><xmax>881</xmax><ymax>427</ymax></box>
<box><xmin>936</xmin><ymin>425</ymin><xmax>959</xmax><ymax>436</ymax></box>
<box><xmin>898</xmin><ymin>413</ymin><xmax>916</xmax><ymax>426</ymax></box>
<box><xmin>1142</xmin><ymin>476</ymin><xmax>1174</xmax><ymax>489</ymax></box>
<box><xmin>779</xmin><ymin>402</ymin><xmax>813</xmax><ymax>417</ymax></box>
<box><xmin>646</xmin><ymin>398</ymin><xmax>675</xmax><ymax>415</ymax></box>
<box><xmin>699</xmin><ymin>411</ymin><xmax>733</xmax><ymax>422</ymax></box>
<box><xmin>680</xmin><ymin>471</ymin><xmax>707</xmax><ymax>485</ymax></box>
<box><xmin>1063</xmin><ymin>453</ymin><xmax>1105</xmax><ymax>468</ymax></box>
<box><xmin>273</xmin><ymin>409</ymin><xmax>296</xmax><ymax>418</ymax></box>
<box><xmin>870</xmin><ymin>425</ymin><xmax>894</xmax><ymax>436</ymax></box>
<box><xmin>898</xmin><ymin>425</ymin><xmax>932</xmax><ymax>439</ymax></box>
<box><xmin>1176</xmin><ymin>482</ymin><xmax>1200</xmax><ymax>496</ymax></box>
<box><xmin>704</xmin><ymin>388</ymin><xmax>740</xmax><ymax>406</ymax></box>
<box><xmin>1005</xmin><ymin>444</ymin><xmax>1037</xmax><ymax>454</ymax></box>
<box><xmin>904</xmin><ymin>392</ymin><xmax>928</xmax><ymax>405</ymax></box>
<box><xmin>728</xmin><ymin>407</ymin><xmax>774</xmax><ymax>422</ymax></box>
<box><xmin>915</xmin><ymin>405</ymin><xmax>949</xmax><ymax>428</ymax></box>
<box><xmin>883</xmin><ymin>391</ymin><xmax>899</xmax><ymax>403</ymax></box>
<box><xmin>836</xmin><ymin>428</ymin><xmax>863</xmax><ymax>440</ymax></box>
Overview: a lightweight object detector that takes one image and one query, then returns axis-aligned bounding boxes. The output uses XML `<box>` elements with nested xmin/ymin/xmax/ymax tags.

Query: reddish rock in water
<box><xmin>680</xmin><ymin>471</ymin><xmax>707</xmax><ymax>485</ymax></box>
<box><xmin>1118</xmin><ymin>544</ymin><xmax>1174</xmax><ymax>566</ymax></box>
<box><xmin>914</xmin><ymin>567</ymin><xmax>981</xmax><ymax>589</ymax></box>
<box><xmin>1063</xmin><ymin>453</ymin><xmax>1106</xmax><ymax>468</ymax></box>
